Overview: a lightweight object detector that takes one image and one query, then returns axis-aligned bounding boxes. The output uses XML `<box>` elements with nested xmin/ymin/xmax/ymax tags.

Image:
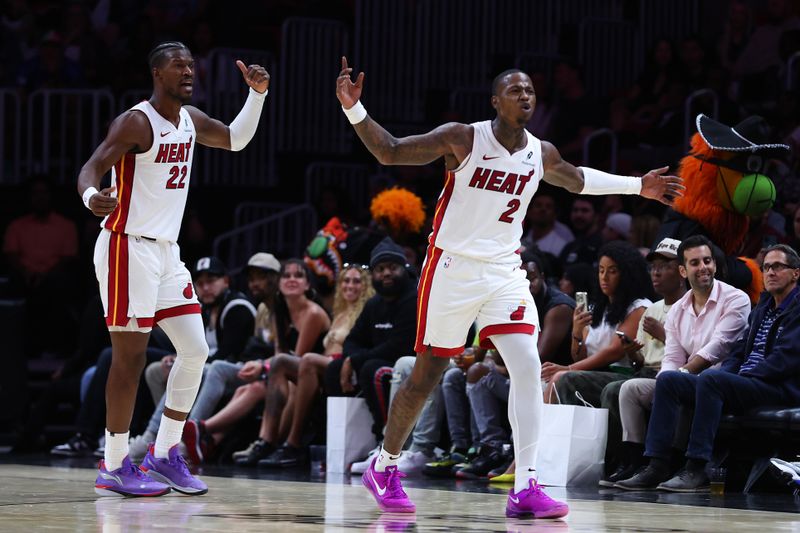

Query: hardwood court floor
<box><xmin>1</xmin><ymin>463</ymin><xmax>800</xmax><ymax>532</ymax></box>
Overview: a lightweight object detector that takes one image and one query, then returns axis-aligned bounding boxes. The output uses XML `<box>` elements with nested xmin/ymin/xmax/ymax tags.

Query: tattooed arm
<box><xmin>336</xmin><ymin>56</ymin><xmax>472</xmax><ymax>169</ymax></box>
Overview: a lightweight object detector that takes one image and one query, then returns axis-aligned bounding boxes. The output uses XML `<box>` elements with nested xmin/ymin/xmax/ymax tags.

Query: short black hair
<box><xmin>764</xmin><ymin>244</ymin><xmax>800</xmax><ymax>268</ymax></box>
<box><xmin>521</xmin><ymin>251</ymin><xmax>545</xmax><ymax>276</ymax></box>
<box><xmin>677</xmin><ymin>235</ymin><xmax>714</xmax><ymax>265</ymax></box>
<box><xmin>492</xmin><ymin>69</ymin><xmax>527</xmax><ymax>95</ymax></box>
<box><xmin>148</xmin><ymin>41</ymin><xmax>190</xmax><ymax>69</ymax></box>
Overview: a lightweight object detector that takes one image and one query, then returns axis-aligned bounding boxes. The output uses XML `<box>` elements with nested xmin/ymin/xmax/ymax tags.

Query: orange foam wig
<box><xmin>370</xmin><ymin>187</ymin><xmax>426</xmax><ymax>234</ymax></box>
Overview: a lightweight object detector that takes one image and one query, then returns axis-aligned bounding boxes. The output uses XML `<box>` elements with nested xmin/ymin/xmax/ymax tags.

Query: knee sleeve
<box><xmin>158</xmin><ymin>313</ymin><xmax>209</xmax><ymax>412</ymax></box>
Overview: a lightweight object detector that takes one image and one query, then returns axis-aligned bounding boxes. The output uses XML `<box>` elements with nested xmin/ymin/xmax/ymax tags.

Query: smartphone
<box><xmin>575</xmin><ymin>291</ymin><xmax>588</xmax><ymax>311</ymax></box>
<box><xmin>615</xmin><ymin>330</ymin><xmax>633</xmax><ymax>344</ymax></box>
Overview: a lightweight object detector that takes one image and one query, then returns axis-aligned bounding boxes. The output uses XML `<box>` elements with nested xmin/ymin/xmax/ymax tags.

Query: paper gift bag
<box><xmin>536</xmin><ymin>403</ymin><xmax>608</xmax><ymax>486</ymax></box>
<box><xmin>326</xmin><ymin>396</ymin><xmax>377</xmax><ymax>473</ymax></box>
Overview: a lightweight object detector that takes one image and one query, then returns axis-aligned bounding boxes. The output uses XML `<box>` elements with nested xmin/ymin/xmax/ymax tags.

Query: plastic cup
<box><xmin>709</xmin><ymin>466</ymin><xmax>726</xmax><ymax>496</ymax></box>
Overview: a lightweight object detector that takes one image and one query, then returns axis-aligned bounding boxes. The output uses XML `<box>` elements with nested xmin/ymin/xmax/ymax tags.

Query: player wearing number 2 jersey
<box><xmin>77</xmin><ymin>41</ymin><xmax>269</xmax><ymax>498</ymax></box>
<box><xmin>336</xmin><ymin>57</ymin><xmax>684</xmax><ymax>519</ymax></box>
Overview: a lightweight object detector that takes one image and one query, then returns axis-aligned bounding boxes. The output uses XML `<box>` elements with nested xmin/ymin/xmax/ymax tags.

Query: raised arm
<box><xmin>186</xmin><ymin>60</ymin><xmax>269</xmax><ymax>150</ymax></box>
<box><xmin>336</xmin><ymin>56</ymin><xmax>472</xmax><ymax>167</ymax></box>
<box><xmin>540</xmin><ymin>140</ymin><xmax>685</xmax><ymax>205</ymax></box>
<box><xmin>77</xmin><ymin>111</ymin><xmax>151</xmax><ymax>217</ymax></box>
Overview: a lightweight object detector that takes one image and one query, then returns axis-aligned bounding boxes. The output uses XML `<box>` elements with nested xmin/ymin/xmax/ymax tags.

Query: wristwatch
<box><xmin>678</xmin><ymin>367</ymin><xmax>690</xmax><ymax>374</ymax></box>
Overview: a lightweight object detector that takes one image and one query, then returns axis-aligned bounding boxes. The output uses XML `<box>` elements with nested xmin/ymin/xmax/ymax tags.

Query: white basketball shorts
<box><xmin>94</xmin><ymin>229</ymin><xmax>200</xmax><ymax>332</ymax></box>
<box><xmin>414</xmin><ymin>247</ymin><xmax>538</xmax><ymax>357</ymax></box>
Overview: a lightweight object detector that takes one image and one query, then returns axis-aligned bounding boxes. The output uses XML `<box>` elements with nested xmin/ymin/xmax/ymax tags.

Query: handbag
<box><xmin>326</xmin><ymin>396</ymin><xmax>377</xmax><ymax>473</ymax></box>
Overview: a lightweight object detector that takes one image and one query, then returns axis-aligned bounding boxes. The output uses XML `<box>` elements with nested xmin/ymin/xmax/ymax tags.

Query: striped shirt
<box><xmin>740</xmin><ymin>288</ymin><xmax>799</xmax><ymax>374</ymax></box>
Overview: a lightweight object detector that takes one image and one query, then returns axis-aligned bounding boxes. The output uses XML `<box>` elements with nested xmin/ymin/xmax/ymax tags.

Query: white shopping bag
<box><xmin>326</xmin><ymin>396</ymin><xmax>377</xmax><ymax>473</ymax></box>
<box><xmin>536</xmin><ymin>403</ymin><xmax>608</xmax><ymax>486</ymax></box>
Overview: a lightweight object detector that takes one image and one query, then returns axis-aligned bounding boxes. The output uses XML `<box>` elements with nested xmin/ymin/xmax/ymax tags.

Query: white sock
<box><xmin>104</xmin><ymin>430</ymin><xmax>129</xmax><ymax>471</ymax></box>
<box><xmin>154</xmin><ymin>415</ymin><xmax>185</xmax><ymax>458</ymax></box>
<box><xmin>374</xmin><ymin>445</ymin><xmax>401</xmax><ymax>472</ymax></box>
<box><xmin>488</xmin><ymin>333</ymin><xmax>544</xmax><ymax>494</ymax></box>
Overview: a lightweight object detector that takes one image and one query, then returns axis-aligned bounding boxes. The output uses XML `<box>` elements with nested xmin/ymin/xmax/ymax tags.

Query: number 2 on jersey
<box><xmin>498</xmin><ymin>199</ymin><xmax>520</xmax><ymax>223</ymax></box>
<box><xmin>166</xmin><ymin>165</ymin><xmax>187</xmax><ymax>189</ymax></box>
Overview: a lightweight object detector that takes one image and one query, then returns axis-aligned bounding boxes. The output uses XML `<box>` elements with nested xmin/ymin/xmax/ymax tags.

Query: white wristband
<box><xmin>342</xmin><ymin>101</ymin><xmax>367</xmax><ymax>124</ymax></box>
<box><xmin>82</xmin><ymin>187</ymin><xmax>99</xmax><ymax>210</ymax></box>
<box><xmin>579</xmin><ymin>166</ymin><xmax>642</xmax><ymax>195</ymax></box>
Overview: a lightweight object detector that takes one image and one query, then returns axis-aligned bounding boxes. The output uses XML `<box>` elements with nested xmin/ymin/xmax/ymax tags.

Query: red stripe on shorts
<box><xmin>106</xmin><ymin>232</ymin><xmax>130</xmax><ymax>327</ymax></box>
<box><xmin>105</xmin><ymin>153</ymin><xmax>135</xmax><ymax>233</ymax></box>
<box><xmin>155</xmin><ymin>303</ymin><xmax>201</xmax><ymax>323</ymax></box>
<box><xmin>414</xmin><ymin>246</ymin><xmax>443</xmax><ymax>354</ymax></box>
<box><xmin>478</xmin><ymin>323</ymin><xmax>536</xmax><ymax>349</ymax></box>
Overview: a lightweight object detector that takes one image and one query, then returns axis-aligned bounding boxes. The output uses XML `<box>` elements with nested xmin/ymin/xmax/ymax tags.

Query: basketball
<box><xmin>732</xmin><ymin>173</ymin><xmax>775</xmax><ymax>217</ymax></box>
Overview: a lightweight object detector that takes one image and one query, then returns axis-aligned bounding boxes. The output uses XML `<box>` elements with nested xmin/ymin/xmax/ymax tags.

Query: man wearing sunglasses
<box><xmin>618</xmin><ymin>243</ymin><xmax>800</xmax><ymax>492</ymax></box>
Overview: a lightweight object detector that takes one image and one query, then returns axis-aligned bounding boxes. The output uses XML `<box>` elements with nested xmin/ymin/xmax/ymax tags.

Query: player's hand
<box><xmin>236</xmin><ymin>60</ymin><xmax>270</xmax><ymax>94</ymax></box>
<box><xmin>89</xmin><ymin>186</ymin><xmax>117</xmax><ymax>217</ymax></box>
<box><xmin>640</xmin><ymin>166</ymin><xmax>685</xmax><ymax>206</ymax></box>
<box><xmin>336</xmin><ymin>56</ymin><xmax>364</xmax><ymax>110</ymax></box>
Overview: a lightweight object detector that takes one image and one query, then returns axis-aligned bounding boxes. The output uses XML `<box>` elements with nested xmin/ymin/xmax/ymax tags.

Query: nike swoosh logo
<box><xmin>370</xmin><ymin>470</ymin><xmax>387</xmax><ymax>496</ymax></box>
<box><xmin>99</xmin><ymin>471</ymin><xmax>123</xmax><ymax>485</ymax></box>
<box><xmin>509</xmin><ymin>495</ymin><xmax>520</xmax><ymax>504</ymax></box>
<box><xmin>482</xmin><ymin>155</ymin><xmax>500</xmax><ymax>160</ymax></box>
<box><xmin>160</xmin><ymin>131</ymin><xmax>170</xmax><ymax>137</ymax></box>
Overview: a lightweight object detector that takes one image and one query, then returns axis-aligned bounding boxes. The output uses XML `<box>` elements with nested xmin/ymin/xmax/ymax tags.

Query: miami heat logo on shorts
<box><xmin>509</xmin><ymin>305</ymin><xmax>526</xmax><ymax>321</ymax></box>
<box><xmin>183</xmin><ymin>283</ymin><xmax>194</xmax><ymax>299</ymax></box>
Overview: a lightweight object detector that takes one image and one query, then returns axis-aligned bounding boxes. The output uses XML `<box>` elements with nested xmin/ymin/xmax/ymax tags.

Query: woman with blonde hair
<box><xmin>258</xmin><ymin>263</ymin><xmax>374</xmax><ymax>467</ymax></box>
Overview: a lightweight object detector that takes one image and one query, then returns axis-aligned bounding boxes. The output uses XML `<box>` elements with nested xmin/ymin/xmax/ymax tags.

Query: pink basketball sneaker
<box><xmin>362</xmin><ymin>457</ymin><xmax>416</xmax><ymax>513</ymax></box>
<box><xmin>506</xmin><ymin>479</ymin><xmax>569</xmax><ymax>519</ymax></box>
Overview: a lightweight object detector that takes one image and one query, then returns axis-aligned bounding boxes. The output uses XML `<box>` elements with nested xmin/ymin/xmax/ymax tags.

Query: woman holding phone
<box><xmin>542</xmin><ymin>240</ymin><xmax>653</xmax><ymax>405</ymax></box>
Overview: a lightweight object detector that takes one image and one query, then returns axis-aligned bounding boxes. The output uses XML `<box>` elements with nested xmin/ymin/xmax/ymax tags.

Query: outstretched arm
<box><xmin>187</xmin><ymin>60</ymin><xmax>269</xmax><ymax>150</ymax></box>
<box><xmin>77</xmin><ymin>111</ymin><xmax>151</xmax><ymax>217</ymax></box>
<box><xmin>541</xmin><ymin>141</ymin><xmax>685</xmax><ymax>205</ymax></box>
<box><xmin>336</xmin><ymin>56</ymin><xmax>472</xmax><ymax>166</ymax></box>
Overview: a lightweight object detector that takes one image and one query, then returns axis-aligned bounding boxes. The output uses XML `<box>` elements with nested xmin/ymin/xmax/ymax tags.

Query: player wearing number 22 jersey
<box><xmin>103</xmin><ymin>102</ymin><xmax>195</xmax><ymax>242</ymax></box>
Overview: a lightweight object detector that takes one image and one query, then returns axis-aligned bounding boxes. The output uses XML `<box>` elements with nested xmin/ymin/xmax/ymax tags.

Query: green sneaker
<box><xmin>422</xmin><ymin>447</ymin><xmax>469</xmax><ymax>478</ymax></box>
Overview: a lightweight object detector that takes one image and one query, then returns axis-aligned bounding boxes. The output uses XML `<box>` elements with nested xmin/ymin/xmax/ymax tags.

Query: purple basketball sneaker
<box><xmin>506</xmin><ymin>479</ymin><xmax>569</xmax><ymax>519</ymax></box>
<box><xmin>141</xmin><ymin>445</ymin><xmax>208</xmax><ymax>495</ymax></box>
<box><xmin>94</xmin><ymin>456</ymin><xmax>171</xmax><ymax>497</ymax></box>
<box><xmin>362</xmin><ymin>457</ymin><xmax>416</xmax><ymax>513</ymax></box>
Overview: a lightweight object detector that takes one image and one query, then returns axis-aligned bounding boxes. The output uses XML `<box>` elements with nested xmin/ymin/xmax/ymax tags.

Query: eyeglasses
<box><xmin>762</xmin><ymin>262</ymin><xmax>797</xmax><ymax>273</ymax></box>
<box><xmin>342</xmin><ymin>263</ymin><xmax>369</xmax><ymax>271</ymax></box>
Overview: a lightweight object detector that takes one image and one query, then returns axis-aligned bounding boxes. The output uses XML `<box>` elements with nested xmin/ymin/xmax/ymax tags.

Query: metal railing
<box><xmin>0</xmin><ymin>89</ymin><xmax>22</xmax><ymax>184</ymax></box>
<box><xmin>212</xmin><ymin>204</ymin><xmax>318</xmax><ymax>269</ymax></box>
<box><xmin>582</xmin><ymin>128</ymin><xmax>618</xmax><ymax>172</ymax></box>
<box><xmin>26</xmin><ymin>89</ymin><xmax>115</xmax><ymax>184</ymax></box>
<box><xmin>233</xmin><ymin>202</ymin><xmax>295</xmax><ymax>227</ymax></box>
<box><xmin>684</xmin><ymin>89</ymin><xmax>718</xmax><ymax>149</ymax></box>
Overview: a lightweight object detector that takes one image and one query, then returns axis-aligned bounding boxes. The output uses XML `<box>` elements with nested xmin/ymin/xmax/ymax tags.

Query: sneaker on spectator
<box><xmin>505</xmin><ymin>479</ymin><xmax>569</xmax><ymax>518</ymax></box>
<box><xmin>488</xmin><ymin>457</ymin><xmax>514</xmax><ymax>480</ymax></box>
<box><xmin>128</xmin><ymin>431</ymin><xmax>156</xmax><ymax>463</ymax></box>
<box><xmin>258</xmin><ymin>444</ymin><xmax>308</xmax><ymax>468</ymax></box>
<box><xmin>423</xmin><ymin>446</ymin><xmax>469</xmax><ymax>478</ymax></box>
<box><xmin>771</xmin><ymin>458</ymin><xmax>800</xmax><ymax>487</ymax></box>
<box><xmin>455</xmin><ymin>446</ymin><xmax>506</xmax><ymax>480</ymax></box>
<box><xmin>614</xmin><ymin>464</ymin><xmax>671</xmax><ymax>491</ymax></box>
<box><xmin>656</xmin><ymin>467</ymin><xmax>709</xmax><ymax>492</ymax></box>
<box><xmin>599</xmin><ymin>463</ymin><xmax>642</xmax><ymax>487</ymax></box>
<box><xmin>351</xmin><ymin>445</ymin><xmax>381</xmax><ymax>475</ymax></box>
<box><xmin>397</xmin><ymin>450</ymin><xmax>435</xmax><ymax>475</ymax></box>
<box><xmin>234</xmin><ymin>439</ymin><xmax>273</xmax><ymax>466</ymax></box>
<box><xmin>141</xmin><ymin>444</ymin><xmax>208</xmax><ymax>495</ymax></box>
<box><xmin>93</xmin><ymin>435</ymin><xmax>106</xmax><ymax>459</ymax></box>
<box><xmin>94</xmin><ymin>456</ymin><xmax>171</xmax><ymax>497</ymax></box>
<box><xmin>182</xmin><ymin>420</ymin><xmax>215</xmax><ymax>464</ymax></box>
<box><xmin>51</xmin><ymin>433</ymin><xmax>96</xmax><ymax>457</ymax></box>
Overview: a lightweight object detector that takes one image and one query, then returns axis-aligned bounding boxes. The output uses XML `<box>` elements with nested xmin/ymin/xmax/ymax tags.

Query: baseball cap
<box><xmin>369</xmin><ymin>237</ymin><xmax>407</xmax><ymax>269</ymax></box>
<box><xmin>247</xmin><ymin>252</ymin><xmax>280</xmax><ymax>273</ymax></box>
<box><xmin>194</xmin><ymin>256</ymin><xmax>226</xmax><ymax>277</ymax></box>
<box><xmin>605</xmin><ymin>213</ymin><xmax>632</xmax><ymax>239</ymax></box>
<box><xmin>647</xmin><ymin>238</ymin><xmax>681</xmax><ymax>261</ymax></box>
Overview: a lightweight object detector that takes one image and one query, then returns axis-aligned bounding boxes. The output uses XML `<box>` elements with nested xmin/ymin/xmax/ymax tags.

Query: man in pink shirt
<box><xmin>616</xmin><ymin>235</ymin><xmax>751</xmax><ymax>491</ymax></box>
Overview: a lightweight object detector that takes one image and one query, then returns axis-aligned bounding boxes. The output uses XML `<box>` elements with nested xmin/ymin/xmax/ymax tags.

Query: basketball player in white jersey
<box><xmin>77</xmin><ymin>42</ymin><xmax>269</xmax><ymax>497</ymax></box>
<box><xmin>336</xmin><ymin>57</ymin><xmax>684</xmax><ymax>518</ymax></box>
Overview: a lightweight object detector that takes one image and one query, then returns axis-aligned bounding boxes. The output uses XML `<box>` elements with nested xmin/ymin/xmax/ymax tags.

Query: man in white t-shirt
<box><xmin>598</xmin><ymin>237</ymin><xmax>687</xmax><ymax>486</ymax></box>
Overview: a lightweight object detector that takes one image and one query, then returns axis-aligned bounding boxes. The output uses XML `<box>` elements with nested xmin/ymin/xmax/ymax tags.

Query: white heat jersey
<box><xmin>102</xmin><ymin>101</ymin><xmax>196</xmax><ymax>242</ymax></box>
<box><xmin>429</xmin><ymin>120</ymin><xmax>543</xmax><ymax>262</ymax></box>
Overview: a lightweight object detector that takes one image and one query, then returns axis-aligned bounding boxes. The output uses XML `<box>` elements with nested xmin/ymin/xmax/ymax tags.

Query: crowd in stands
<box><xmin>2</xmin><ymin>0</ymin><xmax>800</xmax><ymax>495</ymax></box>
